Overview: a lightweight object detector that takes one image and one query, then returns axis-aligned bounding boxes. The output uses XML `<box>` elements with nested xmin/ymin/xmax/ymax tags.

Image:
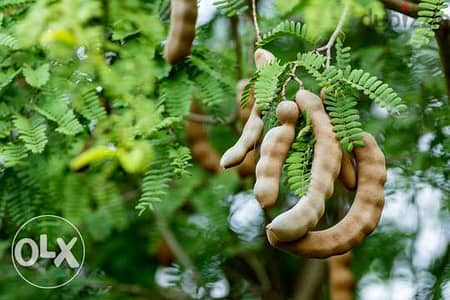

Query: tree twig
<box><xmin>316</xmin><ymin>2</ymin><xmax>350</xmax><ymax>68</ymax></box>
<box><xmin>231</xmin><ymin>15</ymin><xmax>243</xmax><ymax>80</ymax></box>
<box><xmin>251</xmin><ymin>0</ymin><xmax>262</xmax><ymax>41</ymax></box>
<box><xmin>435</xmin><ymin>22</ymin><xmax>450</xmax><ymax>97</ymax></box>
<box><xmin>293</xmin><ymin>259</ymin><xmax>327</xmax><ymax>300</ymax></box>
<box><xmin>155</xmin><ymin>213</ymin><xmax>200</xmax><ymax>282</ymax></box>
<box><xmin>187</xmin><ymin>110</ymin><xmax>237</xmax><ymax>125</ymax></box>
<box><xmin>380</xmin><ymin>0</ymin><xmax>420</xmax><ymax>18</ymax></box>
<box><xmin>86</xmin><ymin>280</ymin><xmax>167</xmax><ymax>299</ymax></box>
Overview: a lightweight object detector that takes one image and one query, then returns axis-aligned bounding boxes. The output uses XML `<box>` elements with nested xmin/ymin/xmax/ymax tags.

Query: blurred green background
<box><xmin>0</xmin><ymin>0</ymin><xmax>448</xmax><ymax>299</ymax></box>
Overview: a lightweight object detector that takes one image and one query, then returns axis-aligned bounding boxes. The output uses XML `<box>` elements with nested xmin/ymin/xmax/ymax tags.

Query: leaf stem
<box><xmin>252</xmin><ymin>0</ymin><xmax>262</xmax><ymax>42</ymax></box>
<box><xmin>316</xmin><ymin>2</ymin><xmax>350</xmax><ymax>68</ymax></box>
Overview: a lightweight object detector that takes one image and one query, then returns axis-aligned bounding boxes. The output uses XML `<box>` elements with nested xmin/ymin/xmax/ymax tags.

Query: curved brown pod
<box><xmin>164</xmin><ymin>0</ymin><xmax>198</xmax><ymax>65</ymax></box>
<box><xmin>254</xmin><ymin>101</ymin><xmax>299</xmax><ymax>208</ymax></box>
<box><xmin>220</xmin><ymin>49</ymin><xmax>275</xmax><ymax>169</ymax></box>
<box><xmin>266</xmin><ymin>89</ymin><xmax>342</xmax><ymax>241</ymax></box>
<box><xmin>186</xmin><ymin>101</ymin><xmax>221</xmax><ymax>173</ymax></box>
<box><xmin>339</xmin><ymin>151</ymin><xmax>357</xmax><ymax>190</ymax></box>
<box><xmin>267</xmin><ymin>133</ymin><xmax>386</xmax><ymax>258</ymax></box>
<box><xmin>329</xmin><ymin>251</ymin><xmax>355</xmax><ymax>300</ymax></box>
<box><xmin>236</xmin><ymin>80</ymin><xmax>257</xmax><ymax>178</ymax></box>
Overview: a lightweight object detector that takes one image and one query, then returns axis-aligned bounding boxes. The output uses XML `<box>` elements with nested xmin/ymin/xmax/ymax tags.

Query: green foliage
<box><xmin>22</xmin><ymin>63</ymin><xmax>49</xmax><ymax>88</ymax></box>
<box><xmin>136</xmin><ymin>147</ymin><xmax>174</xmax><ymax>215</ymax></box>
<box><xmin>324</xmin><ymin>87</ymin><xmax>364</xmax><ymax>151</ymax></box>
<box><xmin>256</xmin><ymin>20</ymin><xmax>316</xmax><ymax>48</ymax></box>
<box><xmin>0</xmin><ymin>33</ymin><xmax>19</xmax><ymax>50</ymax></box>
<box><xmin>13</xmin><ymin>114</ymin><xmax>48</xmax><ymax>154</ymax></box>
<box><xmin>335</xmin><ymin>38</ymin><xmax>351</xmax><ymax>70</ymax></box>
<box><xmin>73</xmin><ymin>89</ymin><xmax>107</xmax><ymax>122</ymax></box>
<box><xmin>34</xmin><ymin>89</ymin><xmax>84</xmax><ymax>136</ymax></box>
<box><xmin>296</xmin><ymin>51</ymin><xmax>407</xmax><ymax>114</ymax></box>
<box><xmin>254</xmin><ymin>60</ymin><xmax>287</xmax><ymax>112</ymax></box>
<box><xmin>343</xmin><ymin>68</ymin><xmax>406</xmax><ymax>113</ymax></box>
<box><xmin>0</xmin><ymin>0</ymin><xmax>35</xmax><ymax>13</ymax></box>
<box><xmin>0</xmin><ymin>0</ymin><xmax>447</xmax><ymax>299</ymax></box>
<box><xmin>214</xmin><ymin>0</ymin><xmax>248</xmax><ymax>17</ymax></box>
<box><xmin>412</xmin><ymin>0</ymin><xmax>448</xmax><ymax>47</ymax></box>
<box><xmin>285</xmin><ymin>115</ymin><xmax>314</xmax><ymax>197</ymax></box>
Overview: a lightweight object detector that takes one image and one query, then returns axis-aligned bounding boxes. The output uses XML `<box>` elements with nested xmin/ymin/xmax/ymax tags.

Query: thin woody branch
<box><xmin>381</xmin><ymin>0</ymin><xmax>420</xmax><ymax>18</ymax></box>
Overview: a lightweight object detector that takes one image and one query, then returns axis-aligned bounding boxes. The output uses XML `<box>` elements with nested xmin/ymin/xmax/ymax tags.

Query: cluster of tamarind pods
<box><xmin>163</xmin><ymin>2</ymin><xmax>385</xmax><ymax>296</ymax></box>
<box><xmin>163</xmin><ymin>0</ymin><xmax>387</xmax><ymax>259</ymax></box>
<box><xmin>219</xmin><ymin>49</ymin><xmax>387</xmax><ymax>259</ymax></box>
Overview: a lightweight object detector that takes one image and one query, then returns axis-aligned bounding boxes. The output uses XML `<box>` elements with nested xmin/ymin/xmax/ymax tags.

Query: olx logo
<box><xmin>14</xmin><ymin>235</ymin><xmax>80</xmax><ymax>268</ymax></box>
<box><xmin>11</xmin><ymin>215</ymin><xmax>85</xmax><ymax>289</ymax></box>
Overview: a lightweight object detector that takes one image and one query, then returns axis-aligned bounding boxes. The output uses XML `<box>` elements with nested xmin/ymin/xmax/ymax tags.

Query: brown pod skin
<box><xmin>220</xmin><ymin>49</ymin><xmax>275</xmax><ymax>169</ymax></box>
<box><xmin>329</xmin><ymin>251</ymin><xmax>355</xmax><ymax>300</ymax></box>
<box><xmin>339</xmin><ymin>151</ymin><xmax>357</xmax><ymax>190</ymax></box>
<box><xmin>254</xmin><ymin>48</ymin><xmax>276</xmax><ymax>68</ymax></box>
<box><xmin>186</xmin><ymin>102</ymin><xmax>221</xmax><ymax>173</ymax></box>
<box><xmin>266</xmin><ymin>89</ymin><xmax>342</xmax><ymax>241</ymax></box>
<box><xmin>267</xmin><ymin>133</ymin><xmax>387</xmax><ymax>258</ymax></box>
<box><xmin>164</xmin><ymin>0</ymin><xmax>197</xmax><ymax>65</ymax></box>
<box><xmin>236</xmin><ymin>79</ymin><xmax>257</xmax><ymax>178</ymax></box>
<box><xmin>254</xmin><ymin>101</ymin><xmax>299</xmax><ymax>208</ymax></box>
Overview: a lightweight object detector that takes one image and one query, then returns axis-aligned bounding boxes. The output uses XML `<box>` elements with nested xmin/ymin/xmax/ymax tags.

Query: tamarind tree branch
<box><xmin>435</xmin><ymin>23</ymin><xmax>450</xmax><ymax>97</ymax></box>
<box><xmin>380</xmin><ymin>0</ymin><xmax>420</xmax><ymax>18</ymax></box>
<box><xmin>231</xmin><ymin>15</ymin><xmax>243</xmax><ymax>79</ymax></box>
<box><xmin>251</xmin><ymin>0</ymin><xmax>262</xmax><ymax>41</ymax></box>
<box><xmin>316</xmin><ymin>2</ymin><xmax>350</xmax><ymax>68</ymax></box>
<box><xmin>155</xmin><ymin>213</ymin><xmax>201</xmax><ymax>281</ymax></box>
<box><xmin>187</xmin><ymin>110</ymin><xmax>237</xmax><ymax>125</ymax></box>
<box><xmin>86</xmin><ymin>280</ymin><xmax>166</xmax><ymax>299</ymax></box>
<box><xmin>293</xmin><ymin>259</ymin><xmax>327</xmax><ymax>300</ymax></box>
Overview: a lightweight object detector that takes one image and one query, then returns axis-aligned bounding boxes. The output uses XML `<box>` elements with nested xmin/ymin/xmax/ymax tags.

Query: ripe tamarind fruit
<box><xmin>320</xmin><ymin>88</ymin><xmax>357</xmax><ymax>191</ymax></box>
<box><xmin>329</xmin><ymin>251</ymin><xmax>355</xmax><ymax>300</ymax></box>
<box><xmin>254</xmin><ymin>48</ymin><xmax>276</xmax><ymax>68</ymax></box>
<box><xmin>266</xmin><ymin>89</ymin><xmax>342</xmax><ymax>241</ymax></box>
<box><xmin>254</xmin><ymin>101</ymin><xmax>299</xmax><ymax>208</ymax></box>
<box><xmin>236</xmin><ymin>79</ymin><xmax>257</xmax><ymax>178</ymax></box>
<box><xmin>164</xmin><ymin>0</ymin><xmax>198</xmax><ymax>65</ymax></box>
<box><xmin>220</xmin><ymin>49</ymin><xmax>275</xmax><ymax>169</ymax></box>
<box><xmin>267</xmin><ymin>133</ymin><xmax>386</xmax><ymax>258</ymax></box>
<box><xmin>186</xmin><ymin>101</ymin><xmax>221</xmax><ymax>173</ymax></box>
<box><xmin>339</xmin><ymin>151</ymin><xmax>357</xmax><ymax>191</ymax></box>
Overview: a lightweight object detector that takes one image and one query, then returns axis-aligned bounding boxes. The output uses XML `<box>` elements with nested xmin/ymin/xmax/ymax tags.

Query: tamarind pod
<box><xmin>186</xmin><ymin>102</ymin><xmax>221</xmax><ymax>173</ymax></box>
<box><xmin>237</xmin><ymin>150</ymin><xmax>256</xmax><ymax>178</ymax></box>
<box><xmin>266</xmin><ymin>89</ymin><xmax>342</xmax><ymax>241</ymax></box>
<box><xmin>220</xmin><ymin>105</ymin><xmax>263</xmax><ymax>168</ymax></box>
<box><xmin>267</xmin><ymin>133</ymin><xmax>386</xmax><ymax>258</ymax></box>
<box><xmin>339</xmin><ymin>151</ymin><xmax>357</xmax><ymax>190</ymax></box>
<box><xmin>164</xmin><ymin>0</ymin><xmax>198</xmax><ymax>65</ymax></box>
<box><xmin>254</xmin><ymin>101</ymin><xmax>299</xmax><ymax>207</ymax></box>
<box><xmin>254</xmin><ymin>48</ymin><xmax>276</xmax><ymax>68</ymax></box>
<box><xmin>220</xmin><ymin>50</ymin><xmax>274</xmax><ymax>169</ymax></box>
<box><xmin>236</xmin><ymin>79</ymin><xmax>257</xmax><ymax>178</ymax></box>
<box><xmin>320</xmin><ymin>88</ymin><xmax>327</xmax><ymax>102</ymax></box>
<box><xmin>329</xmin><ymin>251</ymin><xmax>355</xmax><ymax>300</ymax></box>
